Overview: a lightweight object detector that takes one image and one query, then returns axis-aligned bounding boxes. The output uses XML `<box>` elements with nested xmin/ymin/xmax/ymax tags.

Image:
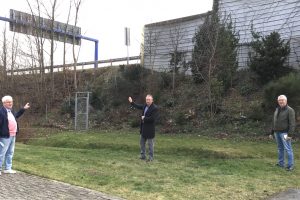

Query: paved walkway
<box><xmin>0</xmin><ymin>171</ymin><xmax>124</xmax><ymax>200</ymax></box>
<box><xmin>267</xmin><ymin>189</ymin><xmax>300</xmax><ymax>200</ymax></box>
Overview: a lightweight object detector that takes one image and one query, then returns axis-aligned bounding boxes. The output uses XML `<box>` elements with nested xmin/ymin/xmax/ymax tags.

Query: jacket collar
<box><xmin>0</xmin><ymin>106</ymin><xmax>8</xmax><ymax>115</ymax></box>
<box><xmin>145</xmin><ymin>103</ymin><xmax>153</xmax><ymax>109</ymax></box>
<box><xmin>278</xmin><ymin>105</ymin><xmax>288</xmax><ymax>111</ymax></box>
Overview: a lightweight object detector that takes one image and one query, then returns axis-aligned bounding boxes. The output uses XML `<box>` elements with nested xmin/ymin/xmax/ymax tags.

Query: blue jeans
<box><xmin>274</xmin><ymin>132</ymin><xmax>294</xmax><ymax>168</ymax></box>
<box><xmin>0</xmin><ymin>136</ymin><xmax>16</xmax><ymax>170</ymax></box>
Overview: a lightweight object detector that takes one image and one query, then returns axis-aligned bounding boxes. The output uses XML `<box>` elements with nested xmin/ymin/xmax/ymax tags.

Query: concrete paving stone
<box><xmin>0</xmin><ymin>171</ymin><xmax>125</xmax><ymax>200</ymax></box>
<box><xmin>267</xmin><ymin>189</ymin><xmax>300</xmax><ymax>200</ymax></box>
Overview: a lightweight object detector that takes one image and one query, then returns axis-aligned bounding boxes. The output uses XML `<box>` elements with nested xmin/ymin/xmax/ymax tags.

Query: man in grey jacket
<box><xmin>272</xmin><ymin>95</ymin><xmax>296</xmax><ymax>171</ymax></box>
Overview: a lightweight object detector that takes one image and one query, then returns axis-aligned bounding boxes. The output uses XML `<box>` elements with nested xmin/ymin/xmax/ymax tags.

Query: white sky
<box><xmin>0</xmin><ymin>0</ymin><xmax>213</xmax><ymax>66</ymax></box>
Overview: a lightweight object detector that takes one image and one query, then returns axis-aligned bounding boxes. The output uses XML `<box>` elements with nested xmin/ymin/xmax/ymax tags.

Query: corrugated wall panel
<box><xmin>142</xmin><ymin>14</ymin><xmax>208</xmax><ymax>72</ymax></box>
<box><xmin>142</xmin><ymin>0</ymin><xmax>300</xmax><ymax>71</ymax></box>
<box><xmin>219</xmin><ymin>0</ymin><xmax>300</xmax><ymax>68</ymax></box>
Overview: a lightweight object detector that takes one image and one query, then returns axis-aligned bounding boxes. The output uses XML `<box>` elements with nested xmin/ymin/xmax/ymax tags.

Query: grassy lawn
<box><xmin>13</xmin><ymin>130</ymin><xmax>300</xmax><ymax>199</ymax></box>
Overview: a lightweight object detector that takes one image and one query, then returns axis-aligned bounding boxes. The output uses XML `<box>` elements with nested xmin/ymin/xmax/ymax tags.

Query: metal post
<box><xmin>127</xmin><ymin>45</ymin><xmax>129</xmax><ymax>66</ymax></box>
<box><xmin>95</xmin><ymin>40</ymin><xmax>98</xmax><ymax>68</ymax></box>
<box><xmin>0</xmin><ymin>16</ymin><xmax>12</xmax><ymax>23</ymax></box>
<box><xmin>81</xmin><ymin>35</ymin><xmax>99</xmax><ymax>69</ymax></box>
<box><xmin>85</xmin><ymin>93</ymin><xmax>90</xmax><ymax>130</ymax></box>
<box><xmin>75</xmin><ymin>93</ymin><xmax>78</xmax><ymax>130</ymax></box>
<box><xmin>125</xmin><ymin>27</ymin><xmax>130</xmax><ymax>66</ymax></box>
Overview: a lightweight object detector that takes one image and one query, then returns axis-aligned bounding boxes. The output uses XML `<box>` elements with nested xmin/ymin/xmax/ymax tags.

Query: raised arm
<box><xmin>128</xmin><ymin>96</ymin><xmax>144</xmax><ymax>110</ymax></box>
<box><xmin>15</xmin><ymin>103</ymin><xmax>30</xmax><ymax>119</ymax></box>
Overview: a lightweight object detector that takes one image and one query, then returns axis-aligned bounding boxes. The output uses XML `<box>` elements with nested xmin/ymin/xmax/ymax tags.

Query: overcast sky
<box><xmin>0</xmin><ymin>0</ymin><xmax>213</xmax><ymax>66</ymax></box>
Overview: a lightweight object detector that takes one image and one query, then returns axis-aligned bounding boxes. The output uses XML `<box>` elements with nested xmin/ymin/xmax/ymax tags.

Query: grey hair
<box><xmin>277</xmin><ymin>95</ymin><xmax>287</xmax><ymax>101</ymax></box>
<box><xmin>146</xmin><ymin>94</ymin><xmax>153</xmax><ymax>99</ymax></box>
<box><xmin>2</xmin><ymin>95</ymin><xmax>13</xmax><ymax>103</ymax></box>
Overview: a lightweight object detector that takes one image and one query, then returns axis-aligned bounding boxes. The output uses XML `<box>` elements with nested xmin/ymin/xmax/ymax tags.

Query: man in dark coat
<box><xmin>0</xmin><ymin>95</ymin><xmax>30</xmax><ymax>175</ymax></box>
<box><xmin>128</xmin><ymin>94</ymin><xmax>158</xmax><ymax>161</ymax></box>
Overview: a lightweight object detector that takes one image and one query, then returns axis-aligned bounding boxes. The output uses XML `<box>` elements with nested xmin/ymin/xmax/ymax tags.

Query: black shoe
<box><xmin>286</xmin><ymin>166</ymin><xmax>294</xmax><ymax>171</ymax></box>
<box><xmin>275</xmin><ymin>163</ymin><xmax>284</xmax><ymax>168</ymax></box>
<box><xmin>146</xmin><ymin>158</ymin><xmax>153</xmax><ymax>162</ymax></box>
<box><xmin>139</xmin><ymin>157</ymin><xmax>146</xmax><ymax>160</ymax></box>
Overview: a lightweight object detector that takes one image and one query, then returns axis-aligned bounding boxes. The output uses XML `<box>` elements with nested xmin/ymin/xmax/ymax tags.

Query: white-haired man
<box><xmin>272</xmin><ymin>95</ymin><xmax>295</xmax><ymax>171</ymax></box>
<box><xmin>0</xmin><ymin>95</ymin><xmax>30</xmax><ymax>175</ymax></box>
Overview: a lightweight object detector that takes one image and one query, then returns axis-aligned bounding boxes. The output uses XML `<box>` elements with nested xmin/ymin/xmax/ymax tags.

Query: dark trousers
<box><xmin>140</xmin><ymin>135</ymin><xmax>154</xmax><ymax>160</ymax></box>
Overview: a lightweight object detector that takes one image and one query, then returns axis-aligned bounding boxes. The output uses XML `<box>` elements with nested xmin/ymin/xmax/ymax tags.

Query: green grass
<box><xmin>14</xmin><ymin>131</ymin><xmax>300</xmax><ymax>199</ymax></box>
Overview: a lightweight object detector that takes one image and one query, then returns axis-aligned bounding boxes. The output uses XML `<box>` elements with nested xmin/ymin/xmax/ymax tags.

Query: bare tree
<box><xmin>142</xmin><ymin>27</ymin><xmax>161</xmax><ymax>74</ymax></box>
<box><xmin>23</xmin><ymin>35</ymin><xmax>38</xmax><ymax>75</ymax></box>
<box><xmin>0</xmin><ymin>26</ymin><xmax>8</xmax><ymax>81</ymax></box>
<box><xmin>25</xmin><ymin>0</ymin><xmax>51</xmax><ymax>113</ymax></box>
<box><xmin>26</xmin><ymin>0</ymin><xmax>46</xmax><ymax>76</ymax></box>
<box><xmin>0</xmin><ymin>24</ymin><xmax>19</xmax><ymax>87</ymax></box>
<box><xmin>72</xmin><ymin>0</ymin><xmax>82</xmax><ymax>90</ymax></box>
<box><xmin>169</xmin><ymin>25</ymin><xmax>185</xmax><ymax>95</ymax></box>
<box><xmin>62</xmin><ymin>0</ymin><xmax>73</xmax><ymax>99</ymax></box>
<box><xmin>10</xmin><ymin>32</ymin><xmax>19</xmax><ymax>80</ymax></box>
<box><xmin>40</xmin><ymin>0</ymin><xmax>58</xmax><ymax>103</ymax></box>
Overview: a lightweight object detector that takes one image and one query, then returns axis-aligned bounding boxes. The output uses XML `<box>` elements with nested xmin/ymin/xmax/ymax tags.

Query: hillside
<box><xmin>1</xmin><ymin>64</ymin><xmax>299</xmax><ymax>138</ymax></box>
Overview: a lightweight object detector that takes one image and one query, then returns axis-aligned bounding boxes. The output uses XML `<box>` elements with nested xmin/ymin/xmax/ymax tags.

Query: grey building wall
<box><xmin>142</xmin><ymin>0</ymin><xmax>300</xmax><ymax>71</ymax></box>
<box><xmin>218</xmin><ymin>0</ymin><xmax>300</xmax><ymax>69</ymax></box>
<box><xmin>142</xmin><ymin>13</ymin><xmax>209</xmax><ymax>72</ymax></box>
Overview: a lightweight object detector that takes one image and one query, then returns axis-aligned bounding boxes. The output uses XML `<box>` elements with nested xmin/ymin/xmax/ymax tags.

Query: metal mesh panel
<box><xmin>75</xmin><ymin>92</ymin><xmax>90</xmax><ymax>131</ymax></box>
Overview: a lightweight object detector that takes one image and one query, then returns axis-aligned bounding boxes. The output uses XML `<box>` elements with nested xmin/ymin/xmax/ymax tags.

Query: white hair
<box><xmin>2</xmin><ymin>95</ymin><xmax>13</xmax><ymax>103</ymax></box>
<box><xmin>277</xmin><ymin>95</ymin><xmax>287</xmax><ymax>101</ymax></box>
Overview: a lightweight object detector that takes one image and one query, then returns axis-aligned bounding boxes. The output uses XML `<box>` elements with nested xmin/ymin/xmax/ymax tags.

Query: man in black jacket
<box><xmin>0</xmin><ymin>95</ymin><xmax>30</xmax><ymax>175</ymax></box>
<box><xmin>128</xmin><ymin>94</ymin><xmax>158</xmax><ymax>161</ymax></box>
